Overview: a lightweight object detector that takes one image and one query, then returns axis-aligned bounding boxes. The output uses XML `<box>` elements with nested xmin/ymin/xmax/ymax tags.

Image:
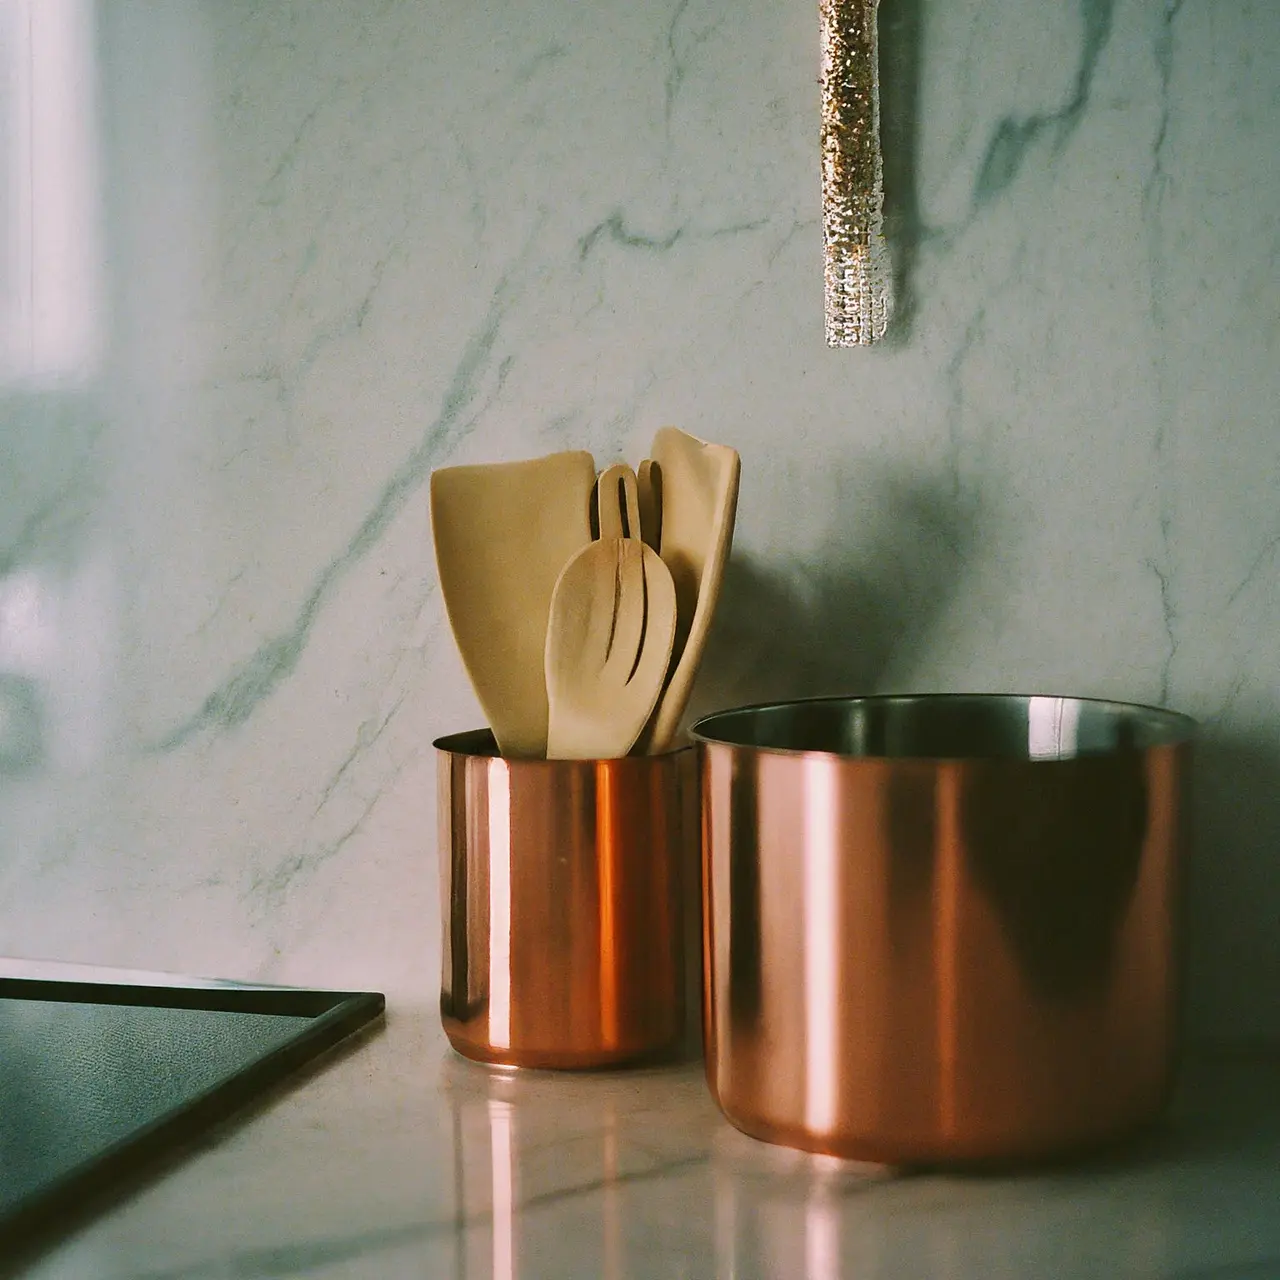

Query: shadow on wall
<box><xmin>1184</xmin><ymin>729</ymin><xmax>1280</xmax><ymax>1042</ymax></box>
<box><xmin>687</xmin><ymin>462</ymin><xmax>985</xmax><ymax>721</ymax></box>
<box><xmin>689</xmin><ymin>461</ymin><xmax>1280</xmax><ymax>1045</ymax></box>
<box><xmin>879</xmin><ymin>0</ymin><xmax>926</xmax><ymax>343</ymax></box>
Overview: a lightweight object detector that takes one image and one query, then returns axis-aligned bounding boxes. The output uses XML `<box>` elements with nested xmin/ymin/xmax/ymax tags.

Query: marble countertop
<box><xmin>17</xmin><ymin>1006</ymin><xmax>1280</xmax><ymax>1280</ymax></box>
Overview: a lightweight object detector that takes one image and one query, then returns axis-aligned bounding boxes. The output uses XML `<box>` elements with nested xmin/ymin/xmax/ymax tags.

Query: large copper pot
<box><xmin>692</xmin><ymin>694</ymin><xmax>1194</xmax><ymax>1165</ymax></box>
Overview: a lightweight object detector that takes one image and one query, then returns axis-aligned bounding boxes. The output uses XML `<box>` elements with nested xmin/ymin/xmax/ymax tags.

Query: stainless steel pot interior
<box><xmin>691</xmin><ymin>693</ymin><xmax>1196</xmax><ymax>760</ymax></box>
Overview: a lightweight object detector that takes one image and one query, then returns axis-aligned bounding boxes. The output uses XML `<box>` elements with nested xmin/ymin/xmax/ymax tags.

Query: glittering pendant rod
<box><xmin>821</xmin><ymin>0</ymin><xmax>890</xmax><ymax>346</ymax></box>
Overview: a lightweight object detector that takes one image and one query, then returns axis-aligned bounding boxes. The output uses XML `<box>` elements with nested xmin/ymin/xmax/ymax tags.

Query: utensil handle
<box><xmin>596</xmin><ymin>463</ymin><xmax>642</xmax><ymax>542</ymax></box>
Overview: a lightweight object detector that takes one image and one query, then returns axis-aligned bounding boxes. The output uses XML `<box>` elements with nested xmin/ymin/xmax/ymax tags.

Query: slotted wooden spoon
<box><xmin>544</xmin><ymin>464</ymin><xmax>677</xmax><ymax>760</ymax></box>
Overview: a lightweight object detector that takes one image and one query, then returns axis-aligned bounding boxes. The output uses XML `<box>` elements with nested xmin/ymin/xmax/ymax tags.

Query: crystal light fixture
<box><xmin>821</xmin><ymin>0</ymin><xmax>890</xmax><ymax>346</ymax></box>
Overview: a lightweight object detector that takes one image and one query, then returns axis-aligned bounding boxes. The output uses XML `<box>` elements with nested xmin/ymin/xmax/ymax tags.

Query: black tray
<box><xmin>0</xmin><ymin>961</ymin><xmax>384</xmax><ymax>1265</ymax></box>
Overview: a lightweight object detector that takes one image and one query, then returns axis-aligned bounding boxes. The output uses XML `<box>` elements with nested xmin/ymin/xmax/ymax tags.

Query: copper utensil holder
<box><xmin>693</xmin><ymin>694</ymin><xmax>1194</xmax><ymax>1166</ymax></box>
<box><xmin>435</xmin><ymin>729</ymin><xmax>698</xmax><ymax>1069</ymax></box>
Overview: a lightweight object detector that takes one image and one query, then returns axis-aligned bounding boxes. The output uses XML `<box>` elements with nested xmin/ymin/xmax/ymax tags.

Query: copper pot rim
<box><xmin>432</xmin><ymin>726</ymin><xmax>694</xmax><ymax>764</ymax></box>
<box><xmin>689</xmin><ymin>691</ymin><xmax>1197</xmax><ymax>763</ymax></box>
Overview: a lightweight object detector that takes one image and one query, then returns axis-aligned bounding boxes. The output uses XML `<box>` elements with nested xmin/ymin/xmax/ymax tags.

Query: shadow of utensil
<box><xmin>879</xmin><ymin>0</ymin><xmax>926</xmax><ymax>343</ymax></box>
<box><xmin>1180</xmin><ymin>726</ymin><xmax>1280</xmax><ymax>1041</ymax></box>
<box><xmin>962</xmin><ymin>753</ymin><xmax>1149</xmax><ymax>1000</ymax></box>
<box><xmin>688</xmin><ymin>462</ymin><xmax>985</xmax><ymax>1044</ymax></box>
<box><xmin>687</xmin><ymin>464</ymin><xmax>984</xmax><ymax>720</ymax></box>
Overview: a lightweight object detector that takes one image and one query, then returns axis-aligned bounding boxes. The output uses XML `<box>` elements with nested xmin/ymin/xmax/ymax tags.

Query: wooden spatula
<box><xmin>544</xmin><ymin>465</ymin><xmax>677</xmax><ymax>760</ymax></box>
<box><xmin>635</xmin><ymin>428</ymin><xmax>741</xmax><ymax>754</ymax></box>
<box><xmin>430</xmin><ymin>450</ymin><xmax>595</xmax><ymax>757</ymax></box>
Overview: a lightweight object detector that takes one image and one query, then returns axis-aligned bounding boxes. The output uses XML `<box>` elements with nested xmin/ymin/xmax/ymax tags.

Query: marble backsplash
<box><xmin>1</xmin><ymin>0</ymin><xmax>1277</xmax><ymax>1040</ymax></box>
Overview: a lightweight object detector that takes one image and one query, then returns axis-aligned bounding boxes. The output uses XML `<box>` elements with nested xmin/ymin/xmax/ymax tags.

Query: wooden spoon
<box><xmin>544</xmin><ymin>465</ymin><xmax>678</xmax><ymax>760</ymax></box>
<box><xmin>635</xmin><ymin>428</ymin><xmax>740</xmax><ymax>754</ymax></box>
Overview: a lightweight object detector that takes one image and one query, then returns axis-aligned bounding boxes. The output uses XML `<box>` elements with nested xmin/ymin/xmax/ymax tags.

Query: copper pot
<box><xmin>434</xmin><ymin>729</ymin><xmax>698</xmax><ymax>1069</ymax></box>
<box><xmin>691</xmin><ymin>694</ymin><xmax>1194</xmax><ymax>1165</ymax></box>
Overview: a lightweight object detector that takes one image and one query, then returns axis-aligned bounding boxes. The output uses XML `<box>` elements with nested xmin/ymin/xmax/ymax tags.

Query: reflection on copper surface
<box><xmin>804</xmin><ymin>1186</ymin><xmax>838</xmax><ymax>1280</ymax></box>
<box><xmin>695</xmin><ymin>694</ymin><xmax>1194</xmax><ymax>1165</ymax></box>
<box><xmin>803</xmin><ymin>756</ymin><xmax>840</xmax><ymax>1136</ymax></box>
<box><xmin>934</xmin><ymin>762</ymin><xmax>961</xmax><ymax>1139</ymax></box>
<box><xmin>602</xmin><ymin>1118</ymin><xmax>621</xmax><ymax>1280</ymax></box>
<box><xmin>436</xmin><ymin>729</ymin><xmax>695</xmax><ymax>1069</ymax></box>
<box><xmin>711</xmin><ymin>1104</ymin><xmax>1190</xmax><ymax>1278</ymax></box>
<box><xmin>711</xmin><ymin>1125</ymin><xmax>894</xmax><ymax>1280</ymax></box>
<box><xmin>488</xmin><ymin>764</ymin><xmax>512</xmax><ymax>1048</ymax></box>
<box><xmin>488</xmin><ymin>1098</ymin><xmax>515</xmax><ymax>1280</ymax></box>
<box><xmin>443</xmin><ymin>1047</ymin><xmax>647</xmax><ymax>1279</ymax></box>
<box><xmin>713</xmin><ymin>1170</ymin><xmax>735</xmax><ymax>1280</ymax></box>
<box><xmin>596</xmin><ymin>762</ymin><xmax>619</xmax><ymax>1050</ymax></box>
<box><xmin>1027</xmin><ymin>695</ymin><xmax>1080</xmax><ymax>759</ymax></box>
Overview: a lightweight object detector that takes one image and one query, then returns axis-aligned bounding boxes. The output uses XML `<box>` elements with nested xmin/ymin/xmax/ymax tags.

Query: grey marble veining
<box><xmin>0</xmin><ymin>0</ymin><xmax>1278</xmax><ymax>1042</ymax></box>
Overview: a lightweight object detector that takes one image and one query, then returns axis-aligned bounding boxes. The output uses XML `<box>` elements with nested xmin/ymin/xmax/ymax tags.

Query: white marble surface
<box><xmin>1</xmin><ymin>0</ymin><xmax>1280</xmax><ymax>1039</ymax></box>
<box><xmin>14</xmin><ymin>1005</ymin><xmax>1280</xmax><ymax>1279</ymax></box>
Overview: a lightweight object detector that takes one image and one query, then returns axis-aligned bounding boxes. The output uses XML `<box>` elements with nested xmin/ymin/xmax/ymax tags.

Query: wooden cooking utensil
<box><xmin>635</xmin><ymin>427</ymin><xmax>741</xmax><ymax>754</ymax></box>
<box><xmin>430</xmin><ymin>450</ymin><xmax>595</xmax><ymax>757</ymax></box>
<box><xmin>636</xmin><ymin>458</ymin><xmax>661</xmax><ymax>552</ymax></box>
<box><xmin>596</xmin><ymin>461</ymin><xmax>640</xmax><ymax>541</ymax></box>
<box><xmin>544</xmin><ymin>464</ymin><xmax>677</xmax><ymax>760</ymax></box>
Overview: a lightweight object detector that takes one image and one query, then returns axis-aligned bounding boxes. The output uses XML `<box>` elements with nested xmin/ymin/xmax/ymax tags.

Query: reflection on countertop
<box><xmin>19</xmin><ymin>1009</ymin><xmax>1280</xmax><ymax>1279</ymax></box>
